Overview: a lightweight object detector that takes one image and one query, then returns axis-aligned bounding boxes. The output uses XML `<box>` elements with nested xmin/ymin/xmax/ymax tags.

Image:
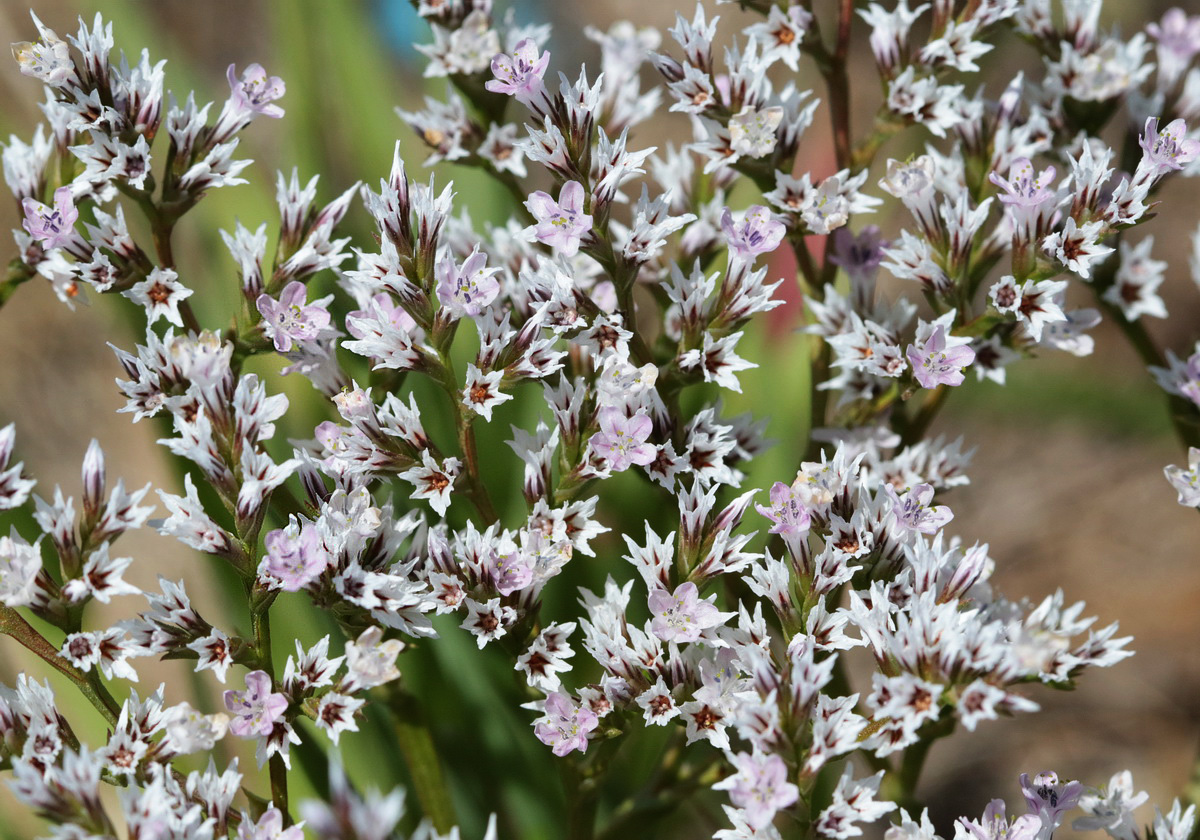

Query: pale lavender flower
<box><xmin>755</xmin><ymin>480</ymin><xmax>812</xmax><ymax>539</ymax></box>
<box><xmin>1148</xmin><ymin>9</ymin><xmax>1200</xmax><ymax>86</ymax></box>
<box><xmin>525</xmin><ymin>180</ymin><xmax>593</xmax><ymax>257</ymax></box>
<box><xmin>223</xmin><ymin>670</ymin><xmax>288</xmax><ymax>738</ymax></box>
<box><xmin>485</xmin><ymin>39</ymin><xmax>550</xmax><ymax>105</ymax></box>
<box><xmin>1138</xmin><ymin>117</ymin><xmax>1200</xmax><ymax>177</ymax></box>
<box><xmin>958</xmin><ymin>800</ymin><xmax>1042</xmax><ymax>840</ymax></box>
<box><xmin>990</xmin><ymin>158</ymin><xmax>1057</xmax><ymax>236</ymax></box>
<box><xmin>990</xmin><ymin>158</ymin><xmax>1057</xmax><ymax>208</ymax></box>
<box><xmin>648</xmin><ymin>581</ymin><xmax>723</xmax><ymax>643</ymax></box>
<box><xmin>1165</xmin><ymin>447</ymin><xmax>1200</xmax><ymax>507</ymax></box>
<box><xmin>227</xmin><ymin>63</ymin><xmax>286</xmax><ymax>119</ymax></box>
<box><xmin>906</xmin><ymin>325</ymin><xmax>975</xmax><ymax>388</ymax></box>
<box><xmin>237</xmin><ymin>806</ymin><xmax>303</xmax><ymax>840</ymax></box>
<box><xmin>261</xmin><ymin>521</ymin><xmax>330</xmax><ymax>591</ymax></box>
<box><xmin>714</xmin><ymin>751</ymin><xmax>800</xmax><ymax>831</ymax></box>
<box><xmin>829</xmin><ymin>225</ymin><xmax>886</xmax><ymax>308</ymax></box>
<box><xmin>490</xmin><ymin>552</ymin><xmax>534</xmax><ymax>597</ymax></box>
<box><xmin>435</xmin><ymin>247</ymin><xmax>501</xmax><ymax>318</ymax></box>
<box><xmin>1181</xmin><ymin>351</ymin><xmax>1200</xmax><ymax>406</ymax></box>
<box><xmin>590</xmin><ymin>408</ymin><xmax>656</xmax><ymax>472</ymax></box>
<box><xmin>884</xmin><ymin>483</ymin><xmax>953</xmax><ymax>535</ymax></box>
<box><xmin>21</xmin><ymin>186</ymin><xmax>78</xmax><ymax>250</ymax></box>
<box><xmin>1021</xmin><ymin>771</ymin><xmax>1085</xmax><ymax>834</ymax></box>
<box><xmin>721</xmin><ymin>205</ymin><xmax>786</xmax><ymax>261</ymax></box>
<box><xmin>534</xmin><ymin>691</ymin><xmax>598</xmax><ymax>757</ymax></box>
<box><xmin>256</xmin><ymin>281</ymin><xmax>332</xmax><ymax>352</ymax></box>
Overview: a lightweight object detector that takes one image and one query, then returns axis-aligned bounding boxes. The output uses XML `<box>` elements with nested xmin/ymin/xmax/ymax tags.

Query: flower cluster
<box><xmin>2</xmin><ymin>2</ymin><xmax>1200</xmax><ymax>839</ymax></box>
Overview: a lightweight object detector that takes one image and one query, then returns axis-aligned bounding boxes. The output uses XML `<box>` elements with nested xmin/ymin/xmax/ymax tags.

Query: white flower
<box><xmin>729</xmin><ymin>106</ymin><xmax>784</xmax><ymax>158</ymax></box>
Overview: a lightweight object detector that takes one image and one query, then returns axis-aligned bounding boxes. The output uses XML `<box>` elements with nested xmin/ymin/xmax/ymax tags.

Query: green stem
<box><xmin>385</xmin><ymin>684</ymin><xmax>457</xmax><ymax>833</ymax></box>
<box><xmin>0</xmin><ymin>260</ymin><xmax>33</xmax><ymax>308</ymax></box>
<box><xmin>250</xmin><ymin>592</ymin><xmax>291</xmax><ymax>817</ymax></box>
<box><xmin>0</xmin><ymin>605</ymin><xmax>120</xmax><ymax>725</ymax></box>
<box><xmin>803</xmin><ymin>341</ymin><xmax>833</xmax><ymax>462</ymax></box>
<box><xmin>887</xmin><ymin>715</ymin><xmax>955</xmax><ymax>814</ymax></box>
<box><xmin>439</xmin><ymin>356</ymin><xmax>500</xmax><ymax>524</ymax></box>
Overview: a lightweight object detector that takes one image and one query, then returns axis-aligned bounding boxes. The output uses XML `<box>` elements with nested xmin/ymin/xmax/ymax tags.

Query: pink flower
<box><xmin>958</xmin><ymin>800</ymin><xmax>1042</xmax><ymax>840</ymax></box>
<box><xmin>1138</xmin><ymin>117</ymin><xmax>1200</xmax><ymax>177</ymax></box>
<box><xmin>989</xmin><ymin>158</ymin><xmax>1057</xmax><ymax>208</ymax></box>
<box><xmin>485</xmin><ymin>39</ymin><xmax>550</xmax><ymax>104</ymax></box>
<box><xmin>648</xmin><ymin>581</ymin><xmax>723</xmax><ymax>643</ymax></box>
<box><xmin>884</xmin><ymin>483</ymin><xmax>953</xmax><ymax>535</ymax></box>
<box><xmin>715</xmin><ymin>751</ymin><xmax>800</xmax><ymax>831</ymax></box>
<box><xmin>1020</xmin><ymin>771</ymin><xmax>1085</xmax><ymax>833</ymax></box>
<box><xmin>721</xmin><ymin>205</ymin><xmax>786</xmax><ymax>261</ymax></box>
<box><xmin>490</xmin><ymin>552</ymin><xmax>534</xmax><ymax>596</ymax></box>
<box><xmin>223</xmin><ymin>670</ymin><xmax>288</xmax><ymax>738</ymax></box>
<box><xmin>262</xmin><ymin>521</ymin><xmax>329</xmax><ymax>591</ymax></box>
<box><xmin>256</xmin><ymin>281</ymin><xmax>332</xmax><ymax>352</ymax></box>
<box><xmin>525</xmin><ymin>180</ymin><xmax>593</xmax><ymax>257</ymax></box>
<box><xmin>347</xmin><ymin>293</ymin><xmax>417</xmax><ymax>338</ymax></box>
<box><xmin>906</xmin><ymin>325</ymin><xmax>975</xmax><ymax>388</ymax></box>
<box><xmin>755</xmin><ymin>480</ymin><xmax>812</xmax><ymax>540</ymax></box>
<box><xmin>21</xmin><ymin>186</ymin><xmax>78</xmax><ymax>251</ymax></box>
<box><xmin>590</xmin><ymin>408</ymin><xmax>656</xmax><ymax>472</ymax></box>
<box><xmin>1182</xmin><ymin>351</ymin><xmax>1200</xmax><ymax>406</ymax></box>
<box><xmin>435</xmin><ymin>248</ymin><xmax>501</xmax><ymax>318</ymax></box>
<box><xmin>236</xmin><ymin>807</ymin><xmax>303</xmax><ymax>840</ymax></box>
<box><xmin>534</xmin><ymin>691</ymin><xmax>598</xmax><ymax>756</ymax></box>
<box><xmin>989</xmin><ymin>157</ymin><xmax>1057</xmax><ymax>234</ymax></box>
<box><xmin>1148</xmin><ymin>9</ymin><xmax>1200</xmax><ymax>85</ymax></box>
<box><xmin>227</xmin><ymin>63</ymin><xmax>286</xmax><ymax>119</ymax></box>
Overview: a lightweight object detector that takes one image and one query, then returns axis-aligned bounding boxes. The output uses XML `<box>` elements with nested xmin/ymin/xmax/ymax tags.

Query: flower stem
<box><xmin>0</xmin><ymin>605</ymin><xmax>121</xmax><ymax>725</ymax></box>
<box><xmin>0</xmin><ymin>260</ymin><xmax>33</xmax><ymax>308</ymax></box>
<box><xmin>250</xmin><ymin>589</ymin><xmax>291</xmax><ymax>817</ymax></box>
<box><xmin>820</xmin><ymin>0</ymin><xmax>855</xmax><ymax>170</ymax></box>
<box><xmin>439</xmin><ymin>358</ymin><xmax>500</xmax><ymax>525</ymax></box>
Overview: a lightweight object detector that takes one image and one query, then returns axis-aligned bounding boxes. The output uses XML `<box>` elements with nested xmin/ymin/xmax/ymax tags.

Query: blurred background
<box><xmin>0</xmin><ymin>0</ymin><xmax>1198</xmax><ymax>838</ymax></box>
